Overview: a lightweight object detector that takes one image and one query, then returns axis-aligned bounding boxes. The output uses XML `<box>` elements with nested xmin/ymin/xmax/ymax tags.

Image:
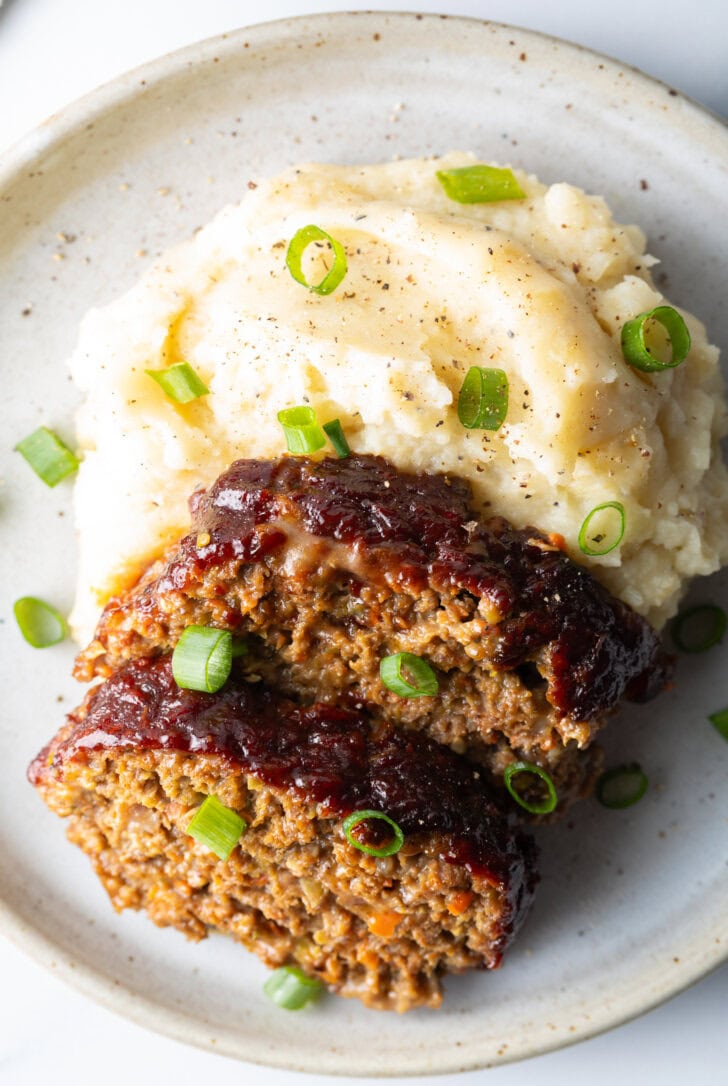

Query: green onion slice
<box><xmin>620</xmin><ymin>306</ymin><xmax>691</xmax><ymax>372</ymax></box>
<box><xmin>342</xmin><ymin>810</ymin><xmax>405</xmax><ymax>857</ymax></box>
<box><xmin>14</xmin><ymin>426</ymin><xmax>79</xmax><ymax>487</ymax></box>
<box><xmin>380</xmin><ymin>652</ymin><xmax>439</xmax><ymax>698</ymax></box>
<box><xmin>457</xmin><ymin>367</ymin><xmax>509</xmax><ymax>430</ymax></box>
<box><xmin>145</xmin><ymin>362</ymin><xmax>209</xmax><ymax>404</ymax></box>
<box><xmin>230</xmin><ymin>637</ymin><xmax>249</xmax><ymax>658</ymax></box>
<box><xmin>709</xmin><ymin>707</ymin><xmax>728</xmax><ymax>742</ymax></box>
<box><xmin>186</xmin><ymin>795</ymin><xmax>247</xmax><ymax>860</ymax></box>
<box><xmin>263</xmin><ymin>966</ymin><xmax>324</xmax><ymax>1011</ymax></box>
<box><xmin>503</xmin><ymin>762</ymin><xmax>558</xmax><ymax>815</ymax></box>
<box><xmin>436</xmin><ymin>164</ymin><xmax>526</xmax><ymax>204</ymax></box>
<box><xmin>596</xmin><ymin>763</ymin><xmax>648</xmax><ymax>809</ymax></box>
<box><xmin>172</xmin><ymin>625</ymin><xmax>233</xmax><ymax>693</ymax></box>
<box><xmin>323</xmin><ymin>418</ymin><xmax>351</xmax><ymax>459</ymax></box>
<box><xmin>578</xmin><ymin>501</ymin><xmax>625</xmax><ymax>557</ymax></box>
<box><xmin>13</xmin><ymin>596</ymin><xmax>67</xmax><ymax>648</ymax></box>
<box><xmin>285</xmin><ymin>224</ymin><xmax>348</xmax><ymax>295</ymax></box>
<box><xmin>277</xmin><ymin>406</ymin><xmax>326</xmax><ymax>454</ymax></box>
<box><xmin>671</xmin><ymin>604</ymin><xmax>726</xmax><ymax>653</ymax></box>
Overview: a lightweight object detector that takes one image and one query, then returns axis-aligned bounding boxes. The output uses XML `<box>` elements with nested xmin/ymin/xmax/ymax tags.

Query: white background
<box><xmin>1</xmin><ymin>1</ymin><xmax>726</xmax><ymax>1083</ymax></box>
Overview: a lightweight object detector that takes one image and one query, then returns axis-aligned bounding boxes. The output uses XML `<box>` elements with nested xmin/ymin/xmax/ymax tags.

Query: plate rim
<box><xmin>1</xmin><ymin>10</ymin><xmax>726</xmax><ymax>186</ymax></box>
<box><xmin>2</xmin><ymin>10</ymin><xmax>728</xmax><ymax>1075</ymax></box>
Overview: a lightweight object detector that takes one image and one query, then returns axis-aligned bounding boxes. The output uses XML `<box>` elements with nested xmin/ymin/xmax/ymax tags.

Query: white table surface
<box><xmin>1</xmin><ymin>1</ymin><xmax>726</xmax><ymax>1082</ymax></box>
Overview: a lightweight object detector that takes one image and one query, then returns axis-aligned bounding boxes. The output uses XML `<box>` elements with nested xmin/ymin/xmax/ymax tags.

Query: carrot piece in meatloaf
<box><xmin>75</xmin><ymin>454</ymin><xmax>672</xmax><ymax>812</ymax></box>
<box><xmin>29</xmin><ymin>656</ymin><xmax>538</xmax><ymax>1012</ymax></box>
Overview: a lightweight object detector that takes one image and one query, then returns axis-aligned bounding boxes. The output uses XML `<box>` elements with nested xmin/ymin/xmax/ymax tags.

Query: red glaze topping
<box><xmin>30</xmin><ymin>656</ymin><xmax>537</xmax><ymax>915</ymax></box>
<box><xmin>156</xmin><ymin>455</ymin><xmax>672</xmax><ymax>720</ymax></box>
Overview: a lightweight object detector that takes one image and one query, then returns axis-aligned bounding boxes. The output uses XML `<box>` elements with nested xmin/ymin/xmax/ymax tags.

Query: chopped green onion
<box><xmin>285</xmin><ymin>224</ymin><xmax>348</xmax><ymax>295</ymax></box>
<box><xmin>380</xmin><ymin>652</ymin><xmax>439</xmax><ymax>698</ymax></box>
<box><xmin>596</xmin><ymin>763</ymin><xmax>648</xmax><ymax>809</ymax></box>
<box><xmin>323</xmin><ymin>418</ymin><xmax>351</xmax><ymax>459</ymax></box>
<box><xmin>578</xmin><ymin>501</ymin><xmax>625</xmax><ymax>557</ymax></box>
<box><xmin>671</xmin><ymin>604</ymin><xmax>726</xmax><ymax>653</ymax></box>
<box><xmin>436</xmin><ymin>164</ymin><xmax>526</xmax><ymax>204</ymax></box>
<box><xmin>172</xmin><ymin>625</ymin><xmax>232</xmax><ymax>693</ymax></box>
<box><xmin>503</xmin><ymin>762</ymin><xmax>558</xmax><ymax>815</ymax></box>
<box><xmin>621</xmin><ymin>306</ymin><xmax>691</xmax><ymax>372</ymax></box>
<box><xmin>709</xmin><ymin>707</ymin><xmax>728</xmax><ymax>741</ymax></box>
<box><xmin>457</xmin><ymin>366</ymin><xmax>509</xmax><ymax>430</ymax></box>
<box><xmin>342</xmin><ymin>810</ymin><xmax>405</xmax><ymax>857</ymax></box>
<box><xmin>186</xmin><ymin>795</ymin><xmax>247</xmax><ymax>860</ymax></box>
<box><xmin>13</xmin><ymin>596</ymin><xmax>67</xmax><ymax>648</ymax></box>
<box><xmin>145</xmin><ymin>362</ymin><xmax>209</xmax><ymax>404</ymax></box>
<box><xmin>14</xmin><ymin>426</ymin><xmax>79</xmax><ymax>487</ymax></box>
<box><xmin>230</xmin><ymin>637</ymin><xmax>249</xmax><ymax>658</ymax></box>
<box><xmin>264</xmin><ymin>966</ymin><xmax>324</xmax><ymax>1010</ymax></box>
<box><xmin>277</xmin><ymin>406</ymin><xmax>326</xmax><ymax>454</ymax></box>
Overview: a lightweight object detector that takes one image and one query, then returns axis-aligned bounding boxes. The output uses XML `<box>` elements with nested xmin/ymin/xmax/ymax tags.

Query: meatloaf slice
<box><xmin>75</xmin><ymin>454</ymin><xmax>671</xmax><ymax>810</ymax></box>
<box><xmin>30</xmin><ymin>657</ymin><xmax>537</xmax><ymax>1011</ymax></box>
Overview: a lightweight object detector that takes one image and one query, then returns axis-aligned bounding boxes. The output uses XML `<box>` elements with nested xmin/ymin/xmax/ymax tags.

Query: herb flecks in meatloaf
<box><xmin>75</xmin><ymin>454</ymin><xmax>671</xmax><ymax>810</ymax></box>
<box><xmin>30</xmin><ymin>657</ymin><xmax>537</xmax><ymax>1011</ymax></box>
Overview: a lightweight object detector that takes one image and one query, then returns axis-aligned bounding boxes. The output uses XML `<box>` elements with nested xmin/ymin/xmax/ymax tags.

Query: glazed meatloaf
<box><xmin>76</xmin><ymin>454</ymin><xmax>671</xmax><ymax>811</ymax></box>
<box><xmin>30</xmin><ymin>656</ymin><xmax>537</xmax><ymax>1011</ymax></box>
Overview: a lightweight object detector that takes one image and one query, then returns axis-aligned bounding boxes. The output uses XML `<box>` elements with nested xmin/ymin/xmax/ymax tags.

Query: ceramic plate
<box><xmin>1</xmin><ymin>13</ymin><xmax>727</xmax><ymax>1076</ymax></box>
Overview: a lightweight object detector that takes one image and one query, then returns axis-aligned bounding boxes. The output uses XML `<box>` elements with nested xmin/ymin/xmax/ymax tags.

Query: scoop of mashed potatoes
<box><xmin>69</xmin><ymin>153</ymin><xmax>728</xmax><ymax>639</ymax></box>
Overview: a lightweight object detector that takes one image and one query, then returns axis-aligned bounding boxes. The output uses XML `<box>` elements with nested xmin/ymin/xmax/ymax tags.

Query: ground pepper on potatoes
<box><xmin>69</xmin><ymin>154</ymin><xmax>728</xmax><ymax>640</ymax></box>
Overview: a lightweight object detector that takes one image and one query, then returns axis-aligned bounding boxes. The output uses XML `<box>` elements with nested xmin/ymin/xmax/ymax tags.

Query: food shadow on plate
<box><xmin>497</xmin><ymin>570</ymin><xmax>728</xmax><ymax>991</ymax></box>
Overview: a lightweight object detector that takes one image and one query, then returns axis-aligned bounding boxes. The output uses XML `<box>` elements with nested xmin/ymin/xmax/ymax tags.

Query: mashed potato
<box><xmin>69</xmin><ymin>153</ymin><xmax>728</xmax><ymax>640</ymax></box>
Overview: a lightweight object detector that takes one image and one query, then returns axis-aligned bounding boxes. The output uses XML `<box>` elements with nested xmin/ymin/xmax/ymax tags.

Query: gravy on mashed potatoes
<box><xmin>69</xmin><ymin>153</ymin><xmax>728</xmax><ymax>639</ymax></box>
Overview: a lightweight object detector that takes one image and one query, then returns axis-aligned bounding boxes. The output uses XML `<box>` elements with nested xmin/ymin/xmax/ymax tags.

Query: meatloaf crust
<box><xmin>30</xmin><ymin>657</ymin><xmax>538</xmax><ymax>1011</ymax></box>
<box><xmin>76</xmin><ymin>455</ymin><xmax>671</xmax><ymax>810</ymax></box>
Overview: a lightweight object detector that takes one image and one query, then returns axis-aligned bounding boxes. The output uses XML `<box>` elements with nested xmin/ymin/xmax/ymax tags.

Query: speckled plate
<box><xmin>1</xmin><ymin>12</ymin><xmax>727</xmax><ymax>1076</ymax></box>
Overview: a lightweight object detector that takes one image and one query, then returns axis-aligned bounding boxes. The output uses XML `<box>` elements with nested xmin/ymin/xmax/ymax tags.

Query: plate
<box><xmin>1</xmin><ymin>13</ymin><xmax>727</xmax><ymax>1076</ymax></box>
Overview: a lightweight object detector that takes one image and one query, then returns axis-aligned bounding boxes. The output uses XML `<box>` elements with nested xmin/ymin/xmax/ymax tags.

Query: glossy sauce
<box><xmin>155</xmin><ymin>454</ymin><xmax>671</xmax><ymax>719</ymax></box>
<box><xmin>31</xmin><ymin>656</ymin><xmax>537</xmax><ymax>900</ymax></box>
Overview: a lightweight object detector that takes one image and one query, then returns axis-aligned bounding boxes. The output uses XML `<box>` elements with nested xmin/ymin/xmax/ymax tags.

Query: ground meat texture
<box><xmin>30</xmin><ymin>657</ymin><xmax>537</xmax><ymax>1012</ymax></box>
<box><xmin>75</xmin><ymin>454</ymin><xmax>672</xmax><ymax>811</ymax></box>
